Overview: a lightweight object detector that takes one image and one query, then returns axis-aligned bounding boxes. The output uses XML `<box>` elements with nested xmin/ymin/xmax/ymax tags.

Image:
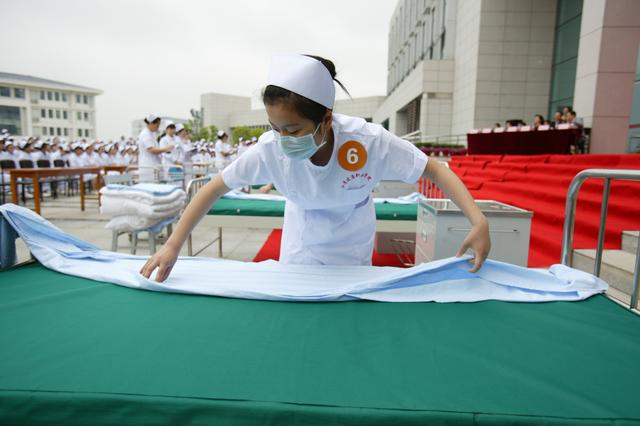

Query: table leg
<box><xmin>80</xmin><ymin>178</ymin><xmax>85</xmax><ymax>211</ymax></box>
<box><xmin>218</xmin><ymin>226</ymin><xmax>223</xmax><ymax>257</ymax></box>
<box><xmin>33</xmin><ymin>175</ymin><xmax>41</xmax><ymax>215</ymax></box>
<box><xmin>10</xmin><ymin>175</ymin><xmax>18</xmax><ymax>205</ymax></box>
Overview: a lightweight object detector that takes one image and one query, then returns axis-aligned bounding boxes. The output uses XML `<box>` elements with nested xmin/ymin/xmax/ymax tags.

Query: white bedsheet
<box><xmin>0</xmin><ymin>204</ymin><xmax>608</xmax><ymax>303</ymax></box>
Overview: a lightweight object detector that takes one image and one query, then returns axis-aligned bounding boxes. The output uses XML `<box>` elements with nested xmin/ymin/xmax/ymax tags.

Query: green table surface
<box><xmin>1</xmin><ymin>262</ymin><xmax>640</xmax><ymax>425</ymax></box>
<box><xmin>209</xmin><ymin>198</ymin><xmax>418</xmax><ymax>221</ymax></box>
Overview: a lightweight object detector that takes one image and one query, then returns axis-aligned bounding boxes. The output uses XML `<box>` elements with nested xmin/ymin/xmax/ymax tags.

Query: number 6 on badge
<box><xmin>339</xmin><ymin>140</ymin><xmax>367</xmax><ymax>171</ymax></box>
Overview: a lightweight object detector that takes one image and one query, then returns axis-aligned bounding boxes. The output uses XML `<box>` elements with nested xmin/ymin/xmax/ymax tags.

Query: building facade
<box><xmin>200</xmin><ymin>92</ymin><xmax>385</xmax><ymax>136</ymax></box>
<box><xmin>375</xmin><ymin>0</ymin><xmax>640</xmax><ymax>153</ymax></box>
<box><xmin>0</xmin><ymin>72</ymin><xmax>102</xmax><ymax>139</ymax></box>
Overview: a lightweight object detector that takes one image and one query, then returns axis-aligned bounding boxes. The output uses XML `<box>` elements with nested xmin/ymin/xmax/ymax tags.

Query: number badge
<box><xmin>338</xmin><ymin>140</ymin><xmax>367</xmax><ymax>171</ymax></box>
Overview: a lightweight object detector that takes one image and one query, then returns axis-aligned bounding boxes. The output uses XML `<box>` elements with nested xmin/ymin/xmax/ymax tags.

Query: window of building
<box><xmin>54</xmin><ymin>92</ymin><xmax>60</xmax><ymax>101</ymax></box>
<box><xmin>77</xmin><ymin>111</ymin><xmax>82</xmax><ymax>120</ymax></box>
<box><xmin>49</xmin><ymin>127</ymin><xmax>54</xmax><ymax>135</ymax></box>
<box><xmin>0</xmin><ymin>105</ymin><xmax>22</xmax><ymax>134</ymax></box>
<box><xmin>62</xmin><ymin>93</ymin><xmax>67</xmax><ymax>102</ymax></box>
<box><xmin>83</xmin><ymin>95</ymin><xmax>88</xmax><ymax>104</ymax></box>
<box><xmin>84</xmin><ymin>129</ymin><xmax>90</xmax><ymax>137</ymax></box>
<box><xmin>78</xmin><ymin>129</ymin><xmax>82</xmax><ymax>137</ymax></box>
<box><xmin>55</xmin><ymin>110</ymin><xmax>61</xmax><ymax>119</ymax></box>
<box><xmin>84</xmin><ymin>112</ymin><xmax>88</xmax><ymax>120</ymax></box>
<box><xmin>47</xmin><ymin>91</ymin><xmax>53</xmax><ymax>101</ymax></box>
<box><xmin>41</xmin><ymin>109</ymin><xmax>46</xmax><ymax>118</ymax></box>
<box><xmin>76</xmin><ymin>94</ymin><xmax>81</xmax><ymax>103</ymax></box>
<box><xmin>40</xmin><ymin>91</ymin><xmax>45</xmax><ymax>100</ymax></box>
<box><xmin>14</xmin><ymin>88</ymin><xmax>25</xmax><ymax>99</ymax></box>
<box><xmin>48</xmin><ymin>109</ymin><xmax>53</xmax><ymax>119</ymax></box>
<box><xmin>0</xmin><ymin>86</ymin><xmax>10</xmax><ymax>97</ymax></box>
<box><xmin>64</xmin><ymin>128</ymin><xmax>68</xmax><ymax>136</ymax></box>
<box><xmin>63</xmin><ymin>110</ymin><xmax>68</xmax><ymax>119</ymax></box>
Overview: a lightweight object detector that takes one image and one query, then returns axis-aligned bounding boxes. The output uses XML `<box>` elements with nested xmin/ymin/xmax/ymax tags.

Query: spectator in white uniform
<box><xmin>159</xmin><ymin>121</ymin><xmax>178</xmax><ymax>166</ymax></box>
<box><xmin>137</xmin><ymin>114</ymin><xmax>174</xmax><ymax>182</ymax></box>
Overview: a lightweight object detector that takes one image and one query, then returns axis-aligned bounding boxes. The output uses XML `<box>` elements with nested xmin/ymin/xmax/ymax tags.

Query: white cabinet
<box><xmin>415</xmin><ymin>199</ymin><xmax>533</xmax><ymax>266</ymax></box>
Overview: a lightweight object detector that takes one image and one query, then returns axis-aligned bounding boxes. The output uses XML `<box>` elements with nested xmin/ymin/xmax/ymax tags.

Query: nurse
<box><xmin>141</xmin><ymin>54</ymin><xmax>490</xmax><ymax>282</ymax></box>
<box><xmin>137</xmin><ymin>114</ymin><xmax>174</xmax><ymax>182</ymax></box>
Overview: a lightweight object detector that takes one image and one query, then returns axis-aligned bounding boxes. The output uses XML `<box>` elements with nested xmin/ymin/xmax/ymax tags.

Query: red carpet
<box><xmin>253</xmin><ymin>229</ymin><xmax>413</xmax><ymax>267</ymax></box>
<box><xmin>451</xmin><ymin>154</ymin><xmax>640</xmax><ymax>267</ymax></box>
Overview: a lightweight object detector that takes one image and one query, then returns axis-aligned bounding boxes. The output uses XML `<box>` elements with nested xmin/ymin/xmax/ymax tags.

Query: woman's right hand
<box><xmin>139</xmin><ymin>244</ymin><xmax>180</xmax><ymax>283</ymax></box>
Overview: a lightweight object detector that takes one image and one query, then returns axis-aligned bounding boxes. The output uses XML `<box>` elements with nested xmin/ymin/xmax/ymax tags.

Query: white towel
<box><xmin>100</xmin><ymin>186</ymin><xmax>186</xmax><ymax>205</ymax></box>
<box><xmin>100</xmin><ymin>195</ymin><xmax>185</xmax><ymax>219</ymax></box>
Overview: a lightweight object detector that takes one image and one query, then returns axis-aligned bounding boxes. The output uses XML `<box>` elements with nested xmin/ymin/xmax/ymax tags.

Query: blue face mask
<box><xmin>276</xmin><ymin>123</ymin><xmax>327</xmax><ymax>160</ymax></box>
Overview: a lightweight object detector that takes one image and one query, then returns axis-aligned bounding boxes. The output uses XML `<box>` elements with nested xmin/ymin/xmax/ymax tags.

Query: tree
<box><xmin>231</xmin><ymin>126</ymin><xmax>267</xmax><ymax>145</ymax></box>
<box><xmin>184</xmin><ymin>121</ymin><xmax>218</xmax><ymax>141</ymax></box>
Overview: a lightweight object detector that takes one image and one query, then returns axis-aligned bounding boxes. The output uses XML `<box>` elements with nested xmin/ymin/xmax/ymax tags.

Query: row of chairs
<box><xmin>0</xmin><ymin>159</ymin><xmax>82</xmax><ymax>205</ymax></box>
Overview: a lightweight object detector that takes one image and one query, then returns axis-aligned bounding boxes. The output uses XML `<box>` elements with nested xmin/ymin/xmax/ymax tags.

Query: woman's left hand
<box><xmin>456</xmin><ymin>219</ymin><xmax>491</xmax><ymax>272</ymax></box>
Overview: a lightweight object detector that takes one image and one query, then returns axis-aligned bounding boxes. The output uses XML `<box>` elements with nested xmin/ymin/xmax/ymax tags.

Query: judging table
<box><xmin>9</xmin><ymin>165</ymin><xmax>128</xmax><ymax>215</ymax></box>
<box><xmin>467</xmin><ymin>128</ymin><xmax>582</xmax><ymax>155</ymax></box>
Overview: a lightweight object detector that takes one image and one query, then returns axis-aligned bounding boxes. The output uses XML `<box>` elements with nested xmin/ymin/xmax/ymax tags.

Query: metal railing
<box><xmin>185</xmin><ymin>175</ymin><xmax>214</xmax><ymax>256</ymax></box>
<box><xmin>560</xmin><ymin>169</ymin><xmax>640</xmax><ymax>309</ymax></box>
<box><xmin>399</xmin><ymin>130</ymin><xmax>468</xmax><ymax>146</ymax></box>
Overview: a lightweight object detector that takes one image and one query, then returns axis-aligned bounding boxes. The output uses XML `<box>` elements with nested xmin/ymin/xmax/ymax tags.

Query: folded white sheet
<box><xmin>105</xmin><ymin>215</ymin><xmax>175</xmax><ymax>233</ymax></box>
<box><xmin>100</xmin><ymin>195</ymin><xmax>185</xmax><ymax>219</ymax></box>
<box><xmin>100</xmin><ymin>185</ymin><xmax>186</xmax><ymax>205</ymax></box>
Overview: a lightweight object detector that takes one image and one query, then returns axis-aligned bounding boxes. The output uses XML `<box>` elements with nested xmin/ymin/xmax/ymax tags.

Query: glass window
<box><xmin>62</xmin><ymin>93</ymin><xmax>67</xmax><ymax>102</ymax></box>
<box><xmin>63</xmin><ymin>110</ymin><xmax>68</xmax><ymax>119</ymax></box>
<box><xmin>48</xmin><ymin>109</ymin><xmax>53</xmax><ymax>118</ymax></box>
<box><xmin>0</xmin><ymin>105</ymin><xmax>22</xmax><ymax>134</ymax></box>
<box><xmin>49</xmin><ymin>127</ymin><xmax>54</xmax><ymax>134</ymax></box>
<box><xmin>84</xmin><ymin>129</ymin><xmax>89</xmax><ymax>137</ymax></box>
<box><xmin>55</xmin><ymin>110</ymin><xmax>60</xmax><ymax>119</ymax></box>
<box><xmin>14</xmin><ymin>88</ymin><xmax>25</xmax><ymax>99</ymax></box>
<box><xmin>40</xmin><ymin>91</ymin><xmax>45</xmax><ymax>100</ymax></box>
<box><xmin>43</xmin><ymin>127</ymin><xmax>48</xmax><ymax>136</ymax></box>
<box><xmin>83</xmin><ymin>95</ymin><xmax>88</xmax><ymax>104</ymax></box>
<box><xmin>47</xmin><ymin>91</ymin><xmax>53</xmax><ymax>101</ymax></box>
<box><xmin>78</xmin><ymin>129</ymin><xmax>82</xmax><ymax>137</ymax></box>
<box><xmin>41</xmin><ymin>109</ymin><xmax>46</xmax><ymax>118</ymax></box>
<box><xmin>76</xmin><ymin>94</ymin><xmax>81</xmax><ymax>103</ymax></box>
<box><xmin>0</xmin><ymin>87</ymin><xmax>10</xmax><ymax>97</ymax></box>
<box><xmin>64</xmin><ymin>128</ymin><xmax>68</xmax><ymax>136</ymax></box>
<box><xmin>84</xmin><ymin>112</ymin><xmax>88</xmax><ymax>120</ymax></box>
<box><xmin>77</xmin><ymin>111</ymin><xmax>82</xmax><ymax>120</ymax></box>
<box><xmin>54</xmin><ymin>92</ymin><xmax>60</xmax><ymax>101</ymax></box>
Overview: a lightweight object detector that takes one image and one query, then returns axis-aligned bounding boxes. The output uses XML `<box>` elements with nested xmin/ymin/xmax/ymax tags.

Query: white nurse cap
<box><xmin>145</xmin><ymin>114</ymin><xmax>159</xmax><ymax>123</ymax></box>
<box><xmin>175</xmin><ymin>123</ymin><xmax>185</xmax><ymax>133</ymax></box>
<box><xmin>267</xmin><ymin>54</ymin><xmax>335</xmax><ymax>109</ymax></box>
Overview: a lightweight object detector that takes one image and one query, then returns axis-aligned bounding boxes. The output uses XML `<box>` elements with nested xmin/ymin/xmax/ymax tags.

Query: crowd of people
<box><xmin>135</xmin><ymin>114</ymin><xmax>259</xmax><ymax>182</ymax></box>
<box><xmin>493</xmin><ymin>106</ymin><xmax>584</xmax><ymax>130</ymax></box>
<box><xmin>0</xmin><ymin>117</ymin><xmax>261</xmax><ymax>183</ymax></box>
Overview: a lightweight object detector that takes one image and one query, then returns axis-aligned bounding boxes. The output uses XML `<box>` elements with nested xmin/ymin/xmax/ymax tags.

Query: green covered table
<box><xmin>1</xmin><ymin>262</ymin><xmax>639</xmax><ymax>425</ymax></box>
<box><xmin>188</xmin><ymin>198</ymin><xmax>418</xmax><ymax>256</ymax></box>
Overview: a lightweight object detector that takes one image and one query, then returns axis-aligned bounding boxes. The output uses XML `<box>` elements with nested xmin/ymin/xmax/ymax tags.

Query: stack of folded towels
<box><xmin>100</xmin><ymin>183</ymin><xmax>186</xmax><ymax>232</ymax></box>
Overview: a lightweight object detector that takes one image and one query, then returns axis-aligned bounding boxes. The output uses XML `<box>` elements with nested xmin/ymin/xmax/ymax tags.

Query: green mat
<box><xmin>1</xmin><ymin>262</ymin><xmax>639</xmax><ymax>425</ymax></box>
<box><xmin>209</xmin><ymin>198</ymin><xmax>418</xmax><ymax>221</ymax></box>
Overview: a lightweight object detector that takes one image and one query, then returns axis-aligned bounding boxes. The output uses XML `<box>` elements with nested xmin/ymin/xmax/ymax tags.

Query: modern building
<box><xmin>200</xmin><ymin>92</ymin><xmax>385</xmax><ymax>136</ymax></box>
<box><xmin>374</xmin><ymin>0</ymin><xmax>640</xmax><ymax>153</ymax></box>
<box><xmin>131</xmin><ymin>116</ymin><xmax>189</xmax><ymax>138</ymax></box>
<box><xmin>0</xmin><ymin>72</ymin><xmax>102</xmax><ymax>139</ymax></box>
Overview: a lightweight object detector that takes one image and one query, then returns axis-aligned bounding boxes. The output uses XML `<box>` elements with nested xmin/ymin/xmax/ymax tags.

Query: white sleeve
<box><xmin>378</xmin><ymin>129</ymin><xmax>428</xmax><ymax>183</ymax></box>
<box><xmin>220</xmin><ymin>143</ymin><xmax>273</xmax><ymax>189</ymax></box>
<box><xmin>139</xmin><ymin>134</ymin><xmax>155</xmax><ymax>152</ymax></box>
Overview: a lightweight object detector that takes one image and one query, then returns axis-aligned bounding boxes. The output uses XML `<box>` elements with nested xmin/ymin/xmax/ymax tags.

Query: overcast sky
<box><xmin>1</xmin><ymin>0</ymin><xmax>398</xmax><ymax>137</ymax></box>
